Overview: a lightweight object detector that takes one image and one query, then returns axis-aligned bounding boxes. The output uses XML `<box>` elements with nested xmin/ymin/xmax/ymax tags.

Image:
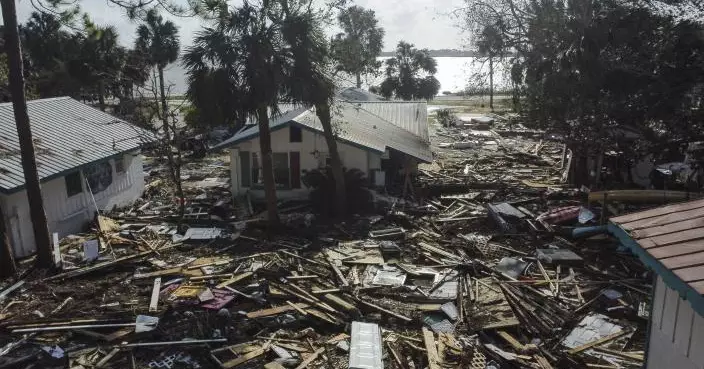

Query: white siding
<box><xmin>230</xmin><ymin>126</ymin><xmax>381</xmax><ymax>198</ymax></box>
<box><xmin>0</xmin><ymin>152</ymin><xmax>145</xmax><ymax>258</ymax></box>
<box><xmin>647</xmin><ymin>276</ymin><xmax>704</xmax><ymax>369</ymax></box>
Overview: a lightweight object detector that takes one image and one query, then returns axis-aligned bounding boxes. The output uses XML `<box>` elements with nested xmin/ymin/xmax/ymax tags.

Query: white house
<box><xmin>0</xmin><ymin>97</ymin><xmax>153</xmax><ymax>258</ymax></box>
<box><xmin>213</xmin><ymin>100</ymin><xmax>432</xmax><ymax>199</ymax></box>
<box><xmin>609</xmin><ymin>200</ymin><xmax>704</xmax><ymax>369</ymax></box>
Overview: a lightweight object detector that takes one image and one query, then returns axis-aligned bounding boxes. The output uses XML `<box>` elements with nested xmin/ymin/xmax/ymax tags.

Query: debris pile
<box><xmin>0</xmin><ymin>126</ymin><xmax>660</xmax><ymax>369</ymax></box>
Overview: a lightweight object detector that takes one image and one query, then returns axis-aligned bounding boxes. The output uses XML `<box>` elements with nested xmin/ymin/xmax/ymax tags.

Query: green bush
<box><xmin>302</xmin><ymin>167</ymin><xmax>373</xmax><ymax>216</ymax></box>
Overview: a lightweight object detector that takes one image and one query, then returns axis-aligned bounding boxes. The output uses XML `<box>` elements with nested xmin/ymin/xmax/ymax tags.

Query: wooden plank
<box><xmin>294</xmin><ymin>347</ymin><xmax>325</xmax><ymax>369</ymax></box>
<box><xmin>264</xmin><ymin>362</ymin><xmax>286</xmax><ymax>369</ymax></box>
<box><xmin>325</xmin><ymin>251</ymin><xmax>349</xmax><ymax>287</ymax></box>
<box><xmin>149</xmin><ymin>278</ymin><xmax>162</xmax><ymax>313</ymax></box>
<box><xmin>648</xmin><ymin>241</ymin><xmax>704</xmax><ymax>259</ymax></box>
<box><xmin>611</xmin><ymin>198</ymin><xmax>704</xmax><ymax>224</ymax></box>
<box><xmin>566</xmin><ymin>330</ymin><xmax>630</xmax><ymax>355</ymax></box>
<box><xmin>422</xmin><ymin>327</ymin><xmax>441</xmax><ymax>369</ymax></box>
<box><xmin>246</xmin><ymin>304</ymin><xmax>311</xmax><ymax>319</ymax></box>
<box><xmin>220</xmin><ymin>348</ymin><xmax>265</xmax><ymax>369</ymax></box>
<box><xmin>534</xmin><ymin>355</ymin><xmax>553</xmax><ymax>369</ymax></box>
<box><xmin>673</xmin><ymin>265</ymin><xmax>704</xmax><ymax>282</ymax></box>
<box><xmin>322</xmin><ymin>294</ymin><xmax>357</xmax><ymax>311</ymax></box>
<box><xmin>497</xmin><ymin>331</ymin><xmax>524</xmax><ymax>351</ymax></box>
<box><xmin>134</xmin><ymin>267</ymin><xmax>183</xmax><ymax>279</ymax></box>
<box><xmin>622</xmin><ymin>207</ymin><xmax>704</xmax><ymax>231</ymax></box>
<box><xmin>690</xmin><ymin>280</ymin><xmax>704</xmax><ymax>294</ymax></box>
<box><xmin>216</xmin><ymin>272</ymin><xmax>254</xmax><ymax>288</ymax></box>
<box><xmin>356</xmin><ymin>298</ymin><xmax>412</xmax><ymax>322</ymax></box>
<box><xmin>286</xmin><ymin>301</ymin><xmax>308</xmax><ymax>316</ymax></box>
<box><xmin>640</xmin><ymin>227</ymin><xmax>704</xmax><ymax>248</ymax></box>
<box><xmin>631</xmin><ymin>216</ymin><xmax>704</xmax><ymax>238</ymax></box>
<box><xmin>660</xmin><ymin>251</ymin><xmax>704</xmax><ymax>270</ymax></box>
<box><xmin>418</xmin><ymin>242</ymin><xmax>462</xmax><ymax>261</ymax></box>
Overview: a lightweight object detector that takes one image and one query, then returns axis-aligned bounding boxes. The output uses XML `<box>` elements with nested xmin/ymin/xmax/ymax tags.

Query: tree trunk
<box><xmin>315</xmin><ymin>103</ymin><xmax>347</xmax><ymax>216</ymax></box>
<box><xmin>356</xmin><ymin>73</ymin><xmax>362</xmax><ymax>89</ymax></box>
<box><xmin>257</xmin><ymin>105</ymin><xmax>279</xmax><ymax>224</ymax></box>
<box><xmin>158</xmin><ymin>66</ymin><xmax>185</xmax><ymax>220</ymax></box>
<box><xmin>98</xmin><ymin>80</ymin><xmax>106</xmax><ymax>111</ymax></box>
<box><xmin>1</xmin><ymin>0</ymin><xmax>53</xmax><ymax>269</ymax></box>
<box><xmin>0</xmin><ymin>201</ymin><xmax>16</xmax><ymax>278</ymax></box>
<box><xmin>489</xmin><ymin>54</ymin><xmax>494</xmax><ymax>111</ymax></box>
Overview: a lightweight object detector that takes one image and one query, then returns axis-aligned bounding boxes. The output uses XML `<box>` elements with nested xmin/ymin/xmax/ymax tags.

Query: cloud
<box><xmin>13</xmin><ymin>0</ymin><xmax>466</xmax><ymax>50</ymax></box>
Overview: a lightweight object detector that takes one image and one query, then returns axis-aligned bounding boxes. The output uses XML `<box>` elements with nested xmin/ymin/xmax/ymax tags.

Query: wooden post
<box><xmin>1</xmin><ymin>0</ymin><xmax>53</xmax><ymax>268</ymax></box>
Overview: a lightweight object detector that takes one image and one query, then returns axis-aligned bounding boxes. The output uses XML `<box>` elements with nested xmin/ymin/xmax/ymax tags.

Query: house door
<box><xmin>290</xmin><ymin>152</ymin><xmax>301</xmax><ymax>189</ymax></box>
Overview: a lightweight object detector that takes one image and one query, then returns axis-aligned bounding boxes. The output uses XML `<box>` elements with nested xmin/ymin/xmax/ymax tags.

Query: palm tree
<box><xmin>135</xmin><ymin>9</ymin><xmax>179</xmax><ymax>122</ymax></box>
<box><xmin>282</xmin><ymin>10</ymin><xmax>347</xmax><ymax>215</ymax></box>
<box><xmin>135</xmin><ymin>10</ymin><xmax>184</xmax><ymax>217</ymax></box>
<box><xmin>82</xmin><ymin>23</ymin><xmax>125</xmax><ymax>111</ymax></box>
<box><xmin>185</xmin><ymin>0</ymin><xmax>348</xmax><ymax>223</ymax></box>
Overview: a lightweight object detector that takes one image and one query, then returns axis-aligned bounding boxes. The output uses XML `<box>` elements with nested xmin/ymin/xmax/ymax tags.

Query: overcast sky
<box><xmin>14</xmin><ymin>0</ymin><xmax>468</xmax><ymax>51</ymax></box>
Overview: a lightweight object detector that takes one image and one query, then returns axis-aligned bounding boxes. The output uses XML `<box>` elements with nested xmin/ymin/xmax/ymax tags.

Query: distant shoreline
<box><xmin>379</xmin><ymin>50</ymin><xmax>479</xmax><ymax>58</ymax></box>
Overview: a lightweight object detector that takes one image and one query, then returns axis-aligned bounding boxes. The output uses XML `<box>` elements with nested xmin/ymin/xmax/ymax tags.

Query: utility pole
<box><xmin>1</xmin><ymin>0</ymin><xmax>53</xmax><ymax>268</ymax></box>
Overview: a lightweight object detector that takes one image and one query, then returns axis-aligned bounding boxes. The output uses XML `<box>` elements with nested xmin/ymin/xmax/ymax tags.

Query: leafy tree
<box><xmin>283</xmin><ymin>7</ymin><xmax>347</xmax><ymax>216</ymax></box>
<box><xmin>331</xmin><ymin>5</ymin><xmax>384</xmax><ymax>88</ymax></box>
<box><xmin>135</xmin><ymin>9</ymin><xmax>184</xmax><ymax>217</ymax></box>
<box><xmin>475</xmin><ymin>23</ymin><xmax>506</xmax><ymax>111</ymax></box>
<box><xmin>377</xmin><ymin>41</ymin><xmax>440</xmax><ymax>100</ymax></box>
<box><xmin>82</xmin><ymin>19</ymin><xmax>126</xmax><ymax>111</ymax></box>
<box><xmin>185</xmin><ymin>0</ymin><xmax>348</xmax><ymax>222</ymax></box>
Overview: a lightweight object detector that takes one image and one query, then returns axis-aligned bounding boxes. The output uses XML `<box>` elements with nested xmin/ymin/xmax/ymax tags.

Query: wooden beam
<box><xmin>422</xmin><ymin>327</ymin><xmax>441</xmax><ymax>369</ymax></box>
<box><xmin>356</xmin><ymin>298</ymin><xmax>412</xmax><ymax>322</ymax></box>
<box><xmin>215</xmin><ymin>272</ymin><xmax>254</xmax><ymax>288</ymax></box>
<box><xmin>567</xmin><ymin>330</ymin><xmax>630</xmax><ymax>355</ymax></box>
<box><xmin>246</xmin><ymin>304</ymin><xmax>311</xmax><ymax>319</ymax></box>
<box><xmin>294</xmin><ymin>347</ymin><xmax>325</xmax><ymax>369</ymax></box>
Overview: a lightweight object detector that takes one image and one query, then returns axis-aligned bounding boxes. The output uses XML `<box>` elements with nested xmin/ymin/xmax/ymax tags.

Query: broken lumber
<box><xmin>422</xmin><ymin>327</ymin><xmax>441</xmax><ymax>369</ymax></box>
<box><xmin>294</xmin><ymin>347</ymin><xmax>325</xmax><ymax>369</ymax></box>
<box><xmin>355</xmin><ymin>298</ymin><xmax>412</xmax><ymax>322</ymax></box>
<box><xmin>567</xmin><ymin>330</ymin><xmax>631</xmax><ymax>355</ymax></box>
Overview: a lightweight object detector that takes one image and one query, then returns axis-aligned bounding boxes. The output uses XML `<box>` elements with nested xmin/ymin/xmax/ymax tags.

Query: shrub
<box><xmin>302</xmin><ymin>167</ymin><xmax>373</xmax><ymax>216</ymax></box>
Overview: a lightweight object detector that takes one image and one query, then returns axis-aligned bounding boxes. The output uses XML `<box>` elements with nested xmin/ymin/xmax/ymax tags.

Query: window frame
<box><xmin>289</xmin><ymin>125</ymin><xmax>303</xmax><ymax>143</ymax></box>
<box><xmin>65</xmin><ymin>171</ymin><xmax>83</xmax><ymax>198</ymax></box>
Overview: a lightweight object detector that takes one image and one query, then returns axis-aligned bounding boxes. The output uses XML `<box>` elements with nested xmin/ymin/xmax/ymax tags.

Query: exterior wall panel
<box><xmin>1</xmin><ymin>152</ymin><xmax>144</xmax><ymax>258</ymax></box>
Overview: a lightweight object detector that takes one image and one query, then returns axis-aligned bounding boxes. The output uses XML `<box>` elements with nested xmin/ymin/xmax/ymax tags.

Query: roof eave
<box><xmin>0</xmin><ymin>147</ymin><xmax>142</xmax><ymax>195</ymax></box>
<box><xmin>607</xmin><ymin>222</ymin><xmax>704</xmax><ymax>317</ymax></box>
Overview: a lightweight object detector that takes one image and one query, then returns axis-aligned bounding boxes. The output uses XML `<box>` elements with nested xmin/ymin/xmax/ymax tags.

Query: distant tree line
<box><xmin>462</xmin><ymin>0</ymin><xmax>704</xmax><ymax>172</ymax></box>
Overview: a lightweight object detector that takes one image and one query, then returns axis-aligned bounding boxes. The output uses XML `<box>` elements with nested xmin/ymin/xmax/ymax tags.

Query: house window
<box><xmin>65</xmin><ymin>172</ymin><xmax>82</xmax><ymax>197</ymax></box>
<box><xmin>273</xmin><ymin>152</ymin><xmax>290</xmax><ymax>188</ymax></box>
<box><xmin>115</xmin><ymin>157</ymin><xmax>125</xmax><ymax>173</ymax></box>
<box><xmin>290</xmin><ymin>126</ymin><xmax>302</xmax><ymax>142</ymax></box>
<box><xmin>84</xmin><ymin>162</ymin><xmax>113</xmax><ymax>194</ymax></box>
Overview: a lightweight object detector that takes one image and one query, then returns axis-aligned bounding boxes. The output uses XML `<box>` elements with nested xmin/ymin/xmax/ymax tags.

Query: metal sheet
<box><xmin>349</xmin><ymin>321</ymin><xmax>383</xmax><ymax>369</ymax></box>
<box><xmin>0</xmin><ymin>97</ymin><xmax>154</xmax><ymax>192</ymax></box>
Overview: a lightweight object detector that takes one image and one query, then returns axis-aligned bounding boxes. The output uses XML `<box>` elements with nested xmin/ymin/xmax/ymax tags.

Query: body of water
<box><xmin>162</xmin><ymin>56</ymin><xmax>510</xmax><ymax>97</ymax></box>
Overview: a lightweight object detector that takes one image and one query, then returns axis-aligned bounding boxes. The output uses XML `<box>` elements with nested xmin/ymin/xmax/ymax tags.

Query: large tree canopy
<box><xmin>331</xmin><ymin>5</ymin><xmax>384</xmax><ymax>88</ymax></box>
<box><xmin>376</xmin><ymin>41</ymin><xmax>440</xmax><ymax>100</ymax></box>
<box><xmin>462</xmin><ymin>0</ymin><xmax>704</xmax><ymax>155</ymax></box>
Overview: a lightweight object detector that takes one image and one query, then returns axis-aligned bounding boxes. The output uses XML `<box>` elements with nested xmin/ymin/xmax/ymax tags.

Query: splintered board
<box><xmin>471</xmin><ymin>278</ymin><xmax>519</xmax><ymax>330</ymax></box>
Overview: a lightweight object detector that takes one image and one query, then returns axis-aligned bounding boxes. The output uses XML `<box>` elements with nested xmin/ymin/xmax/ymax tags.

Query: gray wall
<box><xmin>647</xmin><ymin>276</ymin><xmax>704</xmax><ymax>369</ymax></box>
